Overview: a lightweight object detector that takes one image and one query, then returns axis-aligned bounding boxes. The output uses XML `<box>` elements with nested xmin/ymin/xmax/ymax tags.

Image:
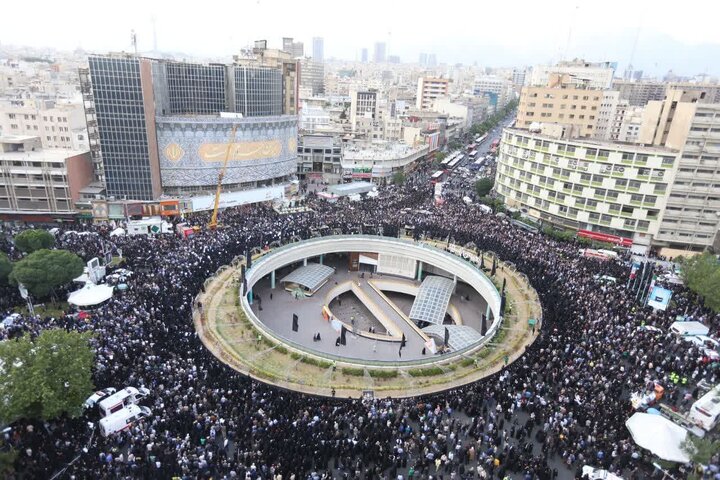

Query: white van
<box><xmin>689</xmin><ymin>383</ymin><xmax>720</xmax><ymax>431</ymax></box>
<box><xmin>98</xmin><ymin>405</ymin><xmax>152</xmax><ymax>437</ymax></box>
<box><xmin>98</xmin><ymin>387</ymin><xmax>150</xmax><ymax>417</ymax></box>
<box><xmin>669</xmin><ymin>321</ymin><xmax>710</xmax><ymax>337</ymax></box>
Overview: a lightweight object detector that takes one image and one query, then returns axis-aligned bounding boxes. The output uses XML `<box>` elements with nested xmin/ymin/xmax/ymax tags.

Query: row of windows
<box><xmin>497</xmin><ymin>183</ymin><xmax>652</xmax><ymax>231</ymax></box>
<box><xmin>498</xmin><ymin>172</ymin><xmax>661</xmax><ymax>218</ymax></box>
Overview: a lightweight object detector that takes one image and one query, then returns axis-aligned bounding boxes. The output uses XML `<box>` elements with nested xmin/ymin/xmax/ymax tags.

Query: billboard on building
<box><xmin>156</xmin><ymin>116</ymin><xmax>297</xmax><ymax>189</ymax></box>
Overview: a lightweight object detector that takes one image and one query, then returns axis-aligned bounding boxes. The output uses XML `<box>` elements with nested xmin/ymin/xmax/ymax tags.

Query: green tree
<box><xmin>0</xmin><ymin>329</ymin><xmax>95</xmax><ymax>424</ymax></box>
<box><xmin>9</xmin><ymin>249</ymin><xmax>84</xmax><ymax>299</ymax></box>
<box><xmin>13</xmin><ymin>229</ymin><xmax>55</xmax><ymax>253</ymax></box>
<box><xmin>435</xmin><ymin>152</ymin><xmax>447</xmax><ymax>163</ymax></box>
<box><xmin>392</xmin><ymin>171</ymin><xmax>406</xmax><ymax>185</ymax></box>
<box><xmin>681</xmin><ymin>434</ymin><xmax>720</xmax><ymax>479</ymax></box>
<box><xmin>0</xmin><ymin>252</ymin><xmax>11</xmax><ymax>284</ymax></box>
<box><xmin>475</xmin><ymin>178</ymin><xmax>495</xmax><ymax>197</ymax></box>
<box><xmin>678</xmin><ymin>253</ymin><xmax>720</xmax><ymax>312</ymax></box>
<box><xmin>0</xmin><ymin>446</ymin><xmax>17</xmax><ymax>477</ymax></box>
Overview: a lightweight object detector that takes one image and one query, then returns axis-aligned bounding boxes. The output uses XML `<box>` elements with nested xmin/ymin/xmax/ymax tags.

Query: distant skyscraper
<box><xmin>312</xmin><ymin>37</ymin><xmax>324</xmax><ymax>62</ymax></box>
<box><xmin>282</xmin><ymin>37</ymin><xmax>304</xmax><ymax>57</ymax></box>
<box><xmin>427</xmin><ymin>54</ymin><xmax>437</xmax><ymax>67</ymax></box>
<box><xmin>361</xmin><ymin>48</ymin><xmax>368</xmax><ymax>63</ymax></box>
<box><xmin>373</xmin><ymin>42</ymin><xmax>386</xmax><ymax>63</ymax></box>
<box><xmin>388</xmin><ymin>55</ymin><xmax>400</xmax><ymax>64</ymax></box>
<box><xmin>419</xmin><ymin>53</ymin><xmax>428</xmax><ymax>66</ymax></box>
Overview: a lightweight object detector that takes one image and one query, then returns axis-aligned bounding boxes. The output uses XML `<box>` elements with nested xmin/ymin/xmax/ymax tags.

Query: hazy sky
<box><xmin>2</xmin><ymin>0</ymin><xmax>719</xmax><ymax>76</ymax></box>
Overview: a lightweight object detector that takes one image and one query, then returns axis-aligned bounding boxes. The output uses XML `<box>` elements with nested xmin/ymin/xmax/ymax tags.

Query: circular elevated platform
<box><xmin>194</xmin><ymin>237</ymin><xmax>543</xmax><ymax>398</ymax></box>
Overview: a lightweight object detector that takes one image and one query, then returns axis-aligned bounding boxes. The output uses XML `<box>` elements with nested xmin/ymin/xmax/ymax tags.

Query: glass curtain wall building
<box><xmin>86</xmin><ymin>55</ymin><xmax>293</xmax><ymax>201</ymax></box>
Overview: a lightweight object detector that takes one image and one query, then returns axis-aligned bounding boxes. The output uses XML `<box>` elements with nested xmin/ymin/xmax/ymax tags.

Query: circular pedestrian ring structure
<box><xmin>195</xmin><ymin>236</ymin><xmax>543</xmax><ymax>397</ymax></box>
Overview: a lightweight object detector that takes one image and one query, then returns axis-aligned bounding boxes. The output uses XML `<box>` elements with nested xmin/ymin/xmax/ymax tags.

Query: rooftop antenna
<box><xmin>626</xmin><ymin>25</ymin><xmax>641</xmax><ymax>78</ymax></box>
<box><xmin>151</xmin><ymin>15</ymin><xmax>158</xmax><ymax>52</ymax></box>
<box><xmin>131</xmin><ymin>30</ymin><xmax>138</xmax><ymax>55</ymax></box>
<box><xmin>562</xmin><ymin>4</ymin><xmax>579</xmax><ymax>61</ymax></box>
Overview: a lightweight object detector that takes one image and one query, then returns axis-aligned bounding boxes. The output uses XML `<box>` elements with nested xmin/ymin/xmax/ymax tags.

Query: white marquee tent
<box><xmin>68</xmin><ymin>283</ymin><xmax>114</xmax><ymax>307</ymax></box>
<box><xmin>625</xmin><ymin>413</ymin><xmax>690</xmax><ymax>463</ymax></box>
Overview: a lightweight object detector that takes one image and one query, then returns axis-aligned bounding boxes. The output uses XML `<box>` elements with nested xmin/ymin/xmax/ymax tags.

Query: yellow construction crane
<box><xmin>208</xmin><ymin>125</ymin><xmax>238</xmax><ymax>230</ymax></box>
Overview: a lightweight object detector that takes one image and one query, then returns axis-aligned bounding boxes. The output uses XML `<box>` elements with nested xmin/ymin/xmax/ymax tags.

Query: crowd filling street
<box><xmin>1</xmin><ymin>151</ymin><xmax>719</xmax><ymax>480</ymax></box>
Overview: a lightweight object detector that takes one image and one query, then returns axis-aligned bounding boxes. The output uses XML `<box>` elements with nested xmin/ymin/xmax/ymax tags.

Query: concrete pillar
<box><xmin>270</xmin><ymin>270</ymin><xmax>276</xmax><ymax>289</ymax></box>
<box><xmin>486</xmin><ymin>303</ymin><xmax>491</xmax><ymax>319</ymax></box>
<box><xmin>417</xmin><ymin>261</ymin><xmax>423</xmax><ymax>281</ymax></box>
<box><xmin>319</xmin><ymin>254</ymin><xmax>324</xmax><ymax>265</ymax></box>
<box><xmin>303</xmin><ymin>258</ymin><xmax>308</xmax><ymax>266</ymax></box>
<box><xmin>248</xmin><ymin>290</ymin><xmax>254</xmax><ymax>305</ymax></box>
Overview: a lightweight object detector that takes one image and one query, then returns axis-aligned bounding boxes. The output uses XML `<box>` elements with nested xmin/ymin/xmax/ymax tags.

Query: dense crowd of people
<box><xmin>1</xmin><ymin>157</ymin><xmax>719</xmax><ymax>480</ymax></box>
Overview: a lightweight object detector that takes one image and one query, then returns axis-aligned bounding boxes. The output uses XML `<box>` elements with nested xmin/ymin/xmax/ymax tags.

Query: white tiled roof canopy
<box><xmin>422</xmin><ymin>324</ymin><xmax>484</xmax><ymax>351</ymax></box>
<box><xmin>280</xmin><ymin>264</ymin><xmax>334</xmax><ymax>291</ymax></box>
<box><xmin>409</xmin><ymin>276</ymin><xmax>455</xmax><ymax>326</ymax></box>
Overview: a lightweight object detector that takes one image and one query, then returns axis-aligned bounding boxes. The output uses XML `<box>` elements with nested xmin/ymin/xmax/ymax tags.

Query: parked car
<box><xmin>84</xmin><ymin>387</ymin><xmax>117</xmax><ymax>409</ymax></box>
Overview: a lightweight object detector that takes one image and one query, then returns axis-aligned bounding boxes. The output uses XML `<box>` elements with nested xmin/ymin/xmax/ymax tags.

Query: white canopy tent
<box><xmin>109</xmin><ymin>227</ymin><xmax>126</xmax><ymax>237</ymax></box>
<box><xmin>625</xmin><ymin>413</ymin><xmax>690</xmax><ymax>463</ymax></box>
<box><xmin>68</xmin><ymin>283</ymin><xmax>114</xmax><ymax>308</ymax></box>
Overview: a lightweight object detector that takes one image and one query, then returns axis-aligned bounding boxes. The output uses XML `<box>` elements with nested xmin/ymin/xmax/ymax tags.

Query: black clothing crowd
<box><xmin>1</xmin><ymin>168</ymin><xmax>719</xmax><ymax>480</ymax></box>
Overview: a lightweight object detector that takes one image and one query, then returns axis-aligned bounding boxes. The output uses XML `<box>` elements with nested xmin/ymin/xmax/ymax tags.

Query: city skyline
<box><xmin>0</xmin><ymin>0</ymin><xmax>719</xmax><ymax>77</ymax></box>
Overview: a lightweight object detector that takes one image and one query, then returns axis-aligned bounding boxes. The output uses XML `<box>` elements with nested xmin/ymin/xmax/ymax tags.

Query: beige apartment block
<box><xmin>516</xmin><ymin>74</ymin><xmax>602</xmax><ymax>138</ymax></box>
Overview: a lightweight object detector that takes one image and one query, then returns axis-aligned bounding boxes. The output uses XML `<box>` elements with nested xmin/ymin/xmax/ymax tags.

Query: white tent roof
<box><xmin>625</xmin><ymin>413</ymin><xmax>690</xmax><ymax>463</ymax></box>
<box><xmin>109</xmin><ymin>227</ymin><xmax>126</xmax><ymax>237</ymax></box>
<box><xmin>68</xmin><ymin>283</ymin><xmax>114</xmax><ymax>307</ymax></box>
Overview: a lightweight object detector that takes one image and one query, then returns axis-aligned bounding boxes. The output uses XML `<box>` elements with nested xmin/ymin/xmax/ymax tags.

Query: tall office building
<box><xmin>312</xmin><ymin>37</ymin><xmax>324</xmax><ymax>62</ymax></box>
<box><xmin>418</xmin><ymin>53</ymin><xmax>428</xmax><ymax>66</ymax></box>
<box><xmin>427</xmin><ymin>54</ymin><xmax>437</xmax><ymax>68</ymax></box>
<box><xmin>373</xmin><ymin>42</ymin><xmax>386</xmax><ymax>63</ymax></box>
<box><xmin>83</xmin><ymin>55</ymin><xmax>162</xmax><ymax>200</ymax></box>
<box><xmin>82</xmin><ymin>53</ymin><xmax>298</xmax><ymax>201</ymax></box>
<box><xmin>611</xmin><ymin>79</ymin><xmax>666</xmax><ymax>107</ymax></box>
<box><xmin>638</xmin><ymin>89</ymin><xmax>720</xmax><ymax>250</ymax></box>
<box><xmin>361</xmin><ymin>48</ymin><xmax>368</xmax><ymax>63</ymax></box>
<box><xmin>299</xmin><ymin>58</ymin><xmax>325</xmax><ymax>97</ymax></box>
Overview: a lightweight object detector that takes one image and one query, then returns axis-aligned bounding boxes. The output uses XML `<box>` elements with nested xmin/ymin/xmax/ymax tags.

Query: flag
<box><xmin>481</xmin><ymin>314</ymin><xmax>488</xmax><ymax>335</ymax></box>
<box><xmin>401</xmin><ymin>333</ymin><xmax>406</xmax><ymax>348</ymax></box>
<box><xmin>500</xmin><ymin>292</ymin><xmax>507</xmax><ymax>315</ymax></box>
<box><xmin>501</xmin><ymin>278</ymin><xmax>507</xmax><ymax>294</ymax></box>
<box><xmin>340</xmin><ymin>325</ymin><xmax>347</xmax><ymax>345</ymax></box>
<box><xmin>491</xmin><ymin>257</ymin><xmax>497</xmax><ymax>276</ymax></box>
<box><xmin>246</xmin><ymin>247</ymin><xmax>252</xmax><ymax>269</ymax></box>
<box><xmin>444</xmin><ymin>327</ymin><xmax>450</xmax><ymax>346</ymax></box>
<box><xmin>292</xmin><ymin>313</ymin><xmax>299</xmax><ymax>332</ymax></box>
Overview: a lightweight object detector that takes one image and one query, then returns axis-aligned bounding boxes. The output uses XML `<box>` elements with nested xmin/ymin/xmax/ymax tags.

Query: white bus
<box><xmin>689</xmin><ymin>383</ymin><xmax>720</xmax><ymax>431</ymax></box>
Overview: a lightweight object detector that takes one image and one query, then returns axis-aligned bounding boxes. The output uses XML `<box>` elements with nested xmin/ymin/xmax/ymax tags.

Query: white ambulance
<box><xmin>98</xmin><ymin>405</ymin><xmax>152</xmax><ymax>437</ymax></box>
<box><xmin>97</xmin><ymin>387</ymin><xmax>150</xmax><ymax>417</ymax></box>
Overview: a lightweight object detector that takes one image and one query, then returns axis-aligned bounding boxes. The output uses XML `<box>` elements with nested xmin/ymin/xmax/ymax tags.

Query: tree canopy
<box><xmin>475</xmin><ymin>178</ymin><xmax>495</xmax><ymax>197</ymax></box>
<box><xmin>13</xmin><ymin>229</ymin><xmax>55</xmax><ymax>253</ymax></box>
<box><xmin>392</xmin><ymin>171</ymin><xmax>406</xmax><ymax>185</ymax></box>
<box><xmin>0</xmin><ymin>252</ymin><xmax>11</xmax><ymax>284</ymax></box>
<box><xmin>0</xmin><ymin>329</ymin><xmax>95</xmax><ymax>424</ymax></box>
<box><xmin>678</xmin><ymin>252</ymin><xmax>720</xmax><ymax>312</ymax></box>
<box><xmin>9</xmin><ymin>249</ymin><xmax>84</xmax><ymax>298</ymax></box>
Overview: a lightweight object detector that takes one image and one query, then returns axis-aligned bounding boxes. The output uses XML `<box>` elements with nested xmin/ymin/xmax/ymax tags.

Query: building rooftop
<box><xmin>343</xmin><ymin>142</ymin><xmax>427</xmax><ymax>161</ymax></box>
<box><xmin>504</xmin><ymin>127</ymin><xmax>678</xmax><ymax>154</ymax></box>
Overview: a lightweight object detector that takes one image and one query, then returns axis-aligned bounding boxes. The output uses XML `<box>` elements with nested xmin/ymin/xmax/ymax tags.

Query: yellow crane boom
<box><xmin>208</xmin><ymin>125</ymin><xmax>238</xmax><ymax>230</ymax></box>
